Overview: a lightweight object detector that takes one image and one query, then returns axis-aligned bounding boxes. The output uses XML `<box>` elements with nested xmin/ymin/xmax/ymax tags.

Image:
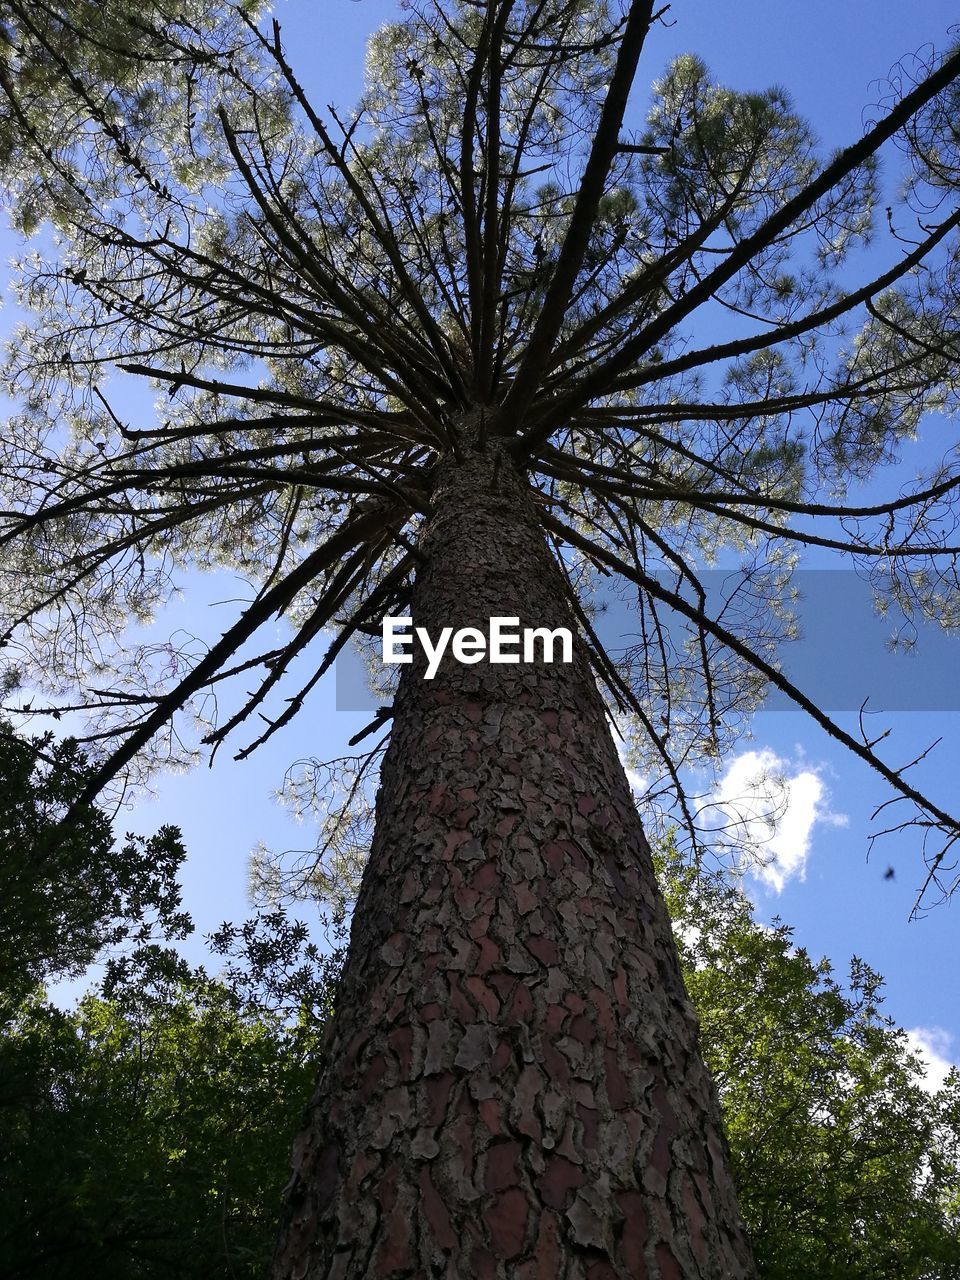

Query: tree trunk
<box><xmin>273</xmin><ymin>443</ymin><xmax>756</xmax><ymax>1279</ymax></box>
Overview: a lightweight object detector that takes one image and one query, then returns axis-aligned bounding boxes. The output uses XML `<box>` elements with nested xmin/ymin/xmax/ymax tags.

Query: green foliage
<box><xmin>0</xmin><ymin>925</ymin><xmax>336</xmax><ymax>1279</ymax></box>
<box><xmin>0</xmin><ymin>0</ymin><xmax>270</xmax><ymax>232</ymax></box>
<box><xmin>0</xmin><ymin>720</ymin><xmax>189</xmax><ymax>1004</ymax></box>
<box><xmin>658</xmin><ymin>839</ymin><xmax>960</xmax><ymax>1278</ymax></box>
<box><xmin>0</xmin><ymin>5</ymin><xmax>954</xmax><ymax>898</ymax></box>
<box><xmin>1</xmin><ymin>726</ymin><xmax>956</xmax><ymax>1280</ymax></box>
<box><xmin>0</xmin><ymin>719</ymin><xmax>343</xmax><ymax>1276</ymax></box>
<box><xmin>0</xmin><ymin>3</ymin><xmax>957</xmax><ymax>893</ymax></box>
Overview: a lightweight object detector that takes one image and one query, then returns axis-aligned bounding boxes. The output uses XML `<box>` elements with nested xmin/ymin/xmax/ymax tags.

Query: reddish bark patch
<box><xmin>569</xmin><ymin>1014</ymin><xmax>596</xmax><ymax>1046</ymax></box>
<box><xmin>418</xmin><ymin>1168</ymin><xmax>457</xmax><ymax>1252</ymax></box>
<box><xmin>528</xmin><ymin>1207</ymin><xmax>562</xmax><ymax>1278</ymax></box>
<box><xmin>544</xmin><ymin>1003</ymin><xmax>568</xmax><ymax>1035</ymax></box>
<box><xmin>542</xmin><ymin>842</ymin><xmax>565</xmax><ymax>873</ymax></box>
<box><xmin>468</xmin><ymin>1248</ymin><xmax>498</xmax><ymax>1279</ymax></box>
<box><xmin>449</xmin><ymin>978</ymin><xmax>476</xmax><ymax>1022</ymax></box>
<box><xmin>682</xmin><ymin>1177</ymin><xmax>709</xmax><ymax>1265</ymax></box>
<box><xmin>603</xmin><ymin>1048</ymin><xmax>630</xmax><ymax>1110</ymax></box>
<box><xmin>484</xmin><ymin>1187</ymin><xmax>529</xmax><ymax>1258</ymax></box>
<box><xmin>577</xmin><ymin>793</ymin><xmax>598</xmax><ymax>816</ymax></box>
<box><xmin>613</xmin><ymin>967</ymin><xmax>630</xmax><ymax>1013</ymax></box>
<box><xmin>476</xmin><ymin>936</ymin><xmax>500</xmax><ymax>975</ymax></box>
<box><xmin>655</xmin><ymin>1243</ymin><xmax>683</xmax><ymax>1280</ymax></box>
<box><xmin>577</xmin><ymin>1103</ymin><xmax>599</xmax><ymax>1152</ymax></box>
<box><xmin>428</xmin><ymin>783</ymin><xmax>453</xmax><ymax>815</ymax></box>
<box><xmin>425</xmin><ymin>1073</ymin><xmax>455</xmax><ymax>1125</ymax></box>
<box><xmin>468</xmin><ymin>912</ymin><xmax>492</xmax><ymax>940</ymax></box>
<box><xmin>375</xmin><ymin>1206</ymin><xmax>412</xmax><ymax>1275</ymax></box>
<box><xmin>491</xmin><ymin>1039</ymin><xmax>512</xmax><ymax>1072</ymax></box>
<box><xmin>539</xmin><ymin>1156</ymin><xmax>585</xmax><ymax>1210</ymax></box>
<box><xmin>442</xmin><ymin>829</ymin><xmax>472</xmax><ymax>860</ymax></box>
<box><xmin>509</xmin><ymin>982</ymin><xmax>533</xmax><ymax>1021</ymax></box>
<box><xmin>589</xmin><ymin>987</ymin><xmax>615</xmax><ymax>1038</ymax></box>
<box><xmin>377</xmin><ymin>1163</ymin><xmax>399</xmax><ymax>1212</ymax></box>
<box><xmin>526</xmin><ymin>934</ymin><xmax>559</xmax><ymax>966</ymax></box>
<box><xmin>472</xmin><ymin>861</ymin><xmax>500</xmax><ymax>893</ymax></box>
<box><xmin>602</xmin><ymin>851</ymin><xmax>627</xmax><ymax>897</ymax></box>
<box><xmin>387</xmin><ymin>1025</ymin><xmax>413</xmax><ymax>1074</ymax></box>
<box><xmin>542</xmin><ymin>1043</ymin><xmax>571</xmax><ymax>1087</ymax></box>
<box><xmin>454</xmin><ymin>885</ymin><xmax>481</xmax><ymax>914</ymax></box>
<box><xmin>615</xmin><ymin>1191</ymin><xmax>649</xmax><ymax>1275</ymax></box>
<box><xmin>650</xmin><ymin>1083</ymin><xmax>679</xmax><ymax>1178</ymax></box>
<box><xmin>484</xmin><ymin>1139</ymin><xmax>523</xmax><ymax>1191</ymax></box>
<box><xmin>465</xmin><ymin>975</ymin><xmax>500</xmax><ymax>1019</ymax></box>
<box><xmin>479</xmin><ymin>1097</ymin><xmax>501</xmax><ymax>1134</ymax></box>
<box><xmin>350</xmin><ymin>1151</ymin><xmax>378</xmax><ymax>1189</ymax></box>
<box><xmin>488</xmin><ymin>972</ymin><xmax>515</xmax><ymax>1000</ymax></box>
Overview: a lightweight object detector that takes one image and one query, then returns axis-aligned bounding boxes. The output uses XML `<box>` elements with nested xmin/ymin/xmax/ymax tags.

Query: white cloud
<box><xmin>905</xmin><ymin>1027</ymin><xmax>956</xmax><ymax>1094</ymax></box>
<box><xmin>623</xmin><ymin>765</ymin><xmax>648</xmax><ymax>797</ymax></box>
<box><xmin>710</xmin><ymin>748</ymin><xmax>846</xmax><ymax>893</ymax></box>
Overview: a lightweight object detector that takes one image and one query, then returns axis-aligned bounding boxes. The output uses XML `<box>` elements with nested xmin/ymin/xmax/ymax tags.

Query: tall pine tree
<box><xmin>1</xmin><ymin>2</ymin><xmax>959</xmax><ymax>1275</ymax></box>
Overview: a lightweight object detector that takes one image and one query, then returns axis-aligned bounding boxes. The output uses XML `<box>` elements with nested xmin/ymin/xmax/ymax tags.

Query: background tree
<box><xmin>0</xmin><ymin>1</ymin><xmax>959</xmax><ymax>1275</ymax></box>
<box><xmin>659</xmin><ymin>839</ymin><xmax>960</xmax><ymax>1279</ymax></box>
<box><xmin>0</xmin><ymin>910</ymin><xmax>342</xmax><ymax>1280</ymax></box>
<box><xmin>0</xmin><ymin>717</ymin><xmax>344</xmax><ymax>1279</ymax></box>
<box><xmin>4</xmin><ymin>813</ymin><xmax>956</xmax><ymax>1279</ymax></box>
<box><xmin>0</xmin><ymin>718</ymin><xmax>189</xmax><ymax>1005</ymax></box>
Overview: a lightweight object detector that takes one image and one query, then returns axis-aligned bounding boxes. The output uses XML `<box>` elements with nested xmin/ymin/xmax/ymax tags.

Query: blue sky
<box><xmin>4</xmin><ymin>0</ymin><xmax>959</xmax><ymax>1083</ymax></box>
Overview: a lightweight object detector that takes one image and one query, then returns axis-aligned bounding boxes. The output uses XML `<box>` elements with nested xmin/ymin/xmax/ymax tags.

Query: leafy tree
<box><xmin>659</xmin><ymin>841</ymin><xmax>960</xmax><ymax>1279</ymax></box>
<box><xmin>0</xmin><ymin>719</ymin><xmax>189</xmax><ymax>1004</ymax></box>
<box><xmin>0</xmin><ymin>716</ymin><xmax>345</xmax><ymax>1277</ymax></box>
<box><xmin>4</xmin><ymin>828</ymin><xmax>956</xmax><ymax>1280</ymax></box>
<box><xmin>0</xmin><ymin>913</ymin><xmax>342</xmax><ymax>1280</ymax></box>
<box><xmin>0</xmin><ymin>1</ymin><xmax>958</xmax><ymax>1274</ymax></box>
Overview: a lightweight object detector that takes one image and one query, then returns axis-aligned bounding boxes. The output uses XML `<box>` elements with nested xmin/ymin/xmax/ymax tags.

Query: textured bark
<box><xmin>273</xmin><ymin>443</ymin><xmax>756</xmax><ymax>1279</ymax></box>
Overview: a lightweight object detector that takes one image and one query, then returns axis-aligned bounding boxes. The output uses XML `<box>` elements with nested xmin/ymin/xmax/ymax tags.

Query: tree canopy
<box><xmin>1</xmin><ymin>916</ymin><xmax>340</xmax><ymax>1280</ymax></box>
<box><xmin>0</xmin><ymin>719</ymin><xmax>344</xmax><ymax>1279</ymax></box>
<box><xmin>0</xmin><ymin>718</ymin><xmax>189</xmax><ymax>1004</ymax></box>
<box><xmin>0</xmin><ymin>1</ymin><xmax>958</xmax><ymax>904</ymax></box>
<box><xmin>2</xmin><ymin>784</ymin><xmax>956</xmax><ymax>1278</ymax></box>
<box><xmin>659</xmin><ymin>839</ymin><xmax>960</xmax><ymax>1278</ymax></box>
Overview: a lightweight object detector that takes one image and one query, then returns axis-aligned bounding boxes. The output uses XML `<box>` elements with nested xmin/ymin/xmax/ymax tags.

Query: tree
<box><xmin>0</xmin><ymin>1</ymin><xmax>959</xmax><ymax>1274</ymax></box>
<box><xmin>0</xmin><ymin>912</ymin><xmax>342</xmax><ymax>1279</ymax></box>
<box><xmin>5</xmin><ymin>839</ymin><xmax>958</xmax><ymax>1280</ymax></box>
<box><xmin>658</xmin><ymin>840</ymin><xmax>960</xmax><ymax>1278</ymax></box>
<box><xmin>0</xmin><ymin>719</ymin><xmax>189</xmax><ymax>1005</ymax></box>
<box><xmin>0</xmin><ymin>716</ymin><xmax>344</xmax><ymax>1278</ymax></box>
